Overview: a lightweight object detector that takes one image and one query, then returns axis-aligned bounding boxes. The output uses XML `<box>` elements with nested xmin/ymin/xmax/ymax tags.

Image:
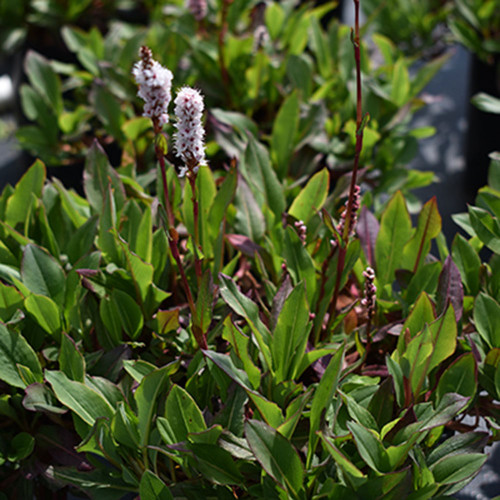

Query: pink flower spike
<box><xmin>132</xmin><ymin>46</ymin><xmax>173</xmax><ymax>128</ymax></box>
<box><xmin>174</xmin><ymin>86</ymin><xmax>207</xmax><ymax>174</ymax></box>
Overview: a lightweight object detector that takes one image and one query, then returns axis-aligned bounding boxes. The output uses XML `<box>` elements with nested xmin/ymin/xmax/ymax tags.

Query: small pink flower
<box><xmin>173</xmin><ymin>86</ymin><xmax>206</xmax><ymax>175</ymax></box>
<box><xmin>187</xmin><ymin>0</ymin><xmax>207</xmax><ymax>21</ymax></box>
<box><xmin>132</xmin><ymin>46</ymin><xmax>173</xmax><ymax>128</ymax></box>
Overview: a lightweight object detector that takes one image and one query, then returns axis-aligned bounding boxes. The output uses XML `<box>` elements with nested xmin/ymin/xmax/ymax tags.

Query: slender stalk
<box><xmin>325</xmin><ymin>0</ymin><xmax>364</xmax><ymax>333</ymax></box>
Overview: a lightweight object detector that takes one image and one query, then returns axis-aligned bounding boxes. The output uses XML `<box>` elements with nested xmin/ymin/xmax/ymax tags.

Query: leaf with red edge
<box><xmin>225</xmin><ymin>233</ymin><xmax>261</xmax><ymax>257</ymax></box>
<box><xmin>402</xmin><ymin>197</ymin><xmax>441</xmax><ymax>273</ymax></box>
<box><xmin>357</xmin><ymin>206</ymin><xmax>379</xmax><ymax>267</ymax></box>
<box><xmin>437</xmin><ymin>255</ymin><xmax>464</xmax><ymax>322</ymax></box>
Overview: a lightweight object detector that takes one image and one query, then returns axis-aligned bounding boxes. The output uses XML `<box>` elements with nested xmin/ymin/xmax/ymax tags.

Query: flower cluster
<box><xmin>361</xmin><ymin>266</ymin><xmax>376</xmax><ymax>319</ymax></box>
<box><xmin>337</xmin><ymin>184</ymin><xmax>361</xmax><ymax>238</ymax></box>
<box><xmin>174</xmin><ymin>86</ymin><xmax>207</xmax><ymax>176</ymax></box>
<box><xmin>187</xmin><ymin>0</ymin><xmax>207</xmax><ymax>21</ymax></box>
<box><xmin>132</xmin><ymin>46</ymin><xmax>173</xmax><ymax>128</ymax></box>
<box><xmin>294</xmin><ymin>220</ymin><xmax>307</xmax><ymax>244</ymax></box>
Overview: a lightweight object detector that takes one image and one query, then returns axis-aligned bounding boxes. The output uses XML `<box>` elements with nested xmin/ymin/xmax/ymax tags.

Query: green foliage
<box><xmin>1</xmin><ymin>1</ymin><xmax>499</xmax><ymax>498</ymax></box>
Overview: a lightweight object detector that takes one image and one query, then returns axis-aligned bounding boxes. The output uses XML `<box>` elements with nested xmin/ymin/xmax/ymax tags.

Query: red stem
<box><xmin>325</xmin><ymin>0</ymin><xmax>364</xmax><ymax>333</ymax></box>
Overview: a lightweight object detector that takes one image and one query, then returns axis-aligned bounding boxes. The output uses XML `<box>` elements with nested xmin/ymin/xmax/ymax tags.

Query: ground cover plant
<box><xmin>1</xmin><ymin>0</ymin><xmax>500</xmax><ymax>499</ymax></box>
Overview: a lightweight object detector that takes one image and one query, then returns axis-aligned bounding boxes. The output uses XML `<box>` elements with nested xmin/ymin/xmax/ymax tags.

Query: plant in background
<box><xmin>1</xmin><ymin>1</ymin><xmax>500</xmax><ymax>499</ymax></box>
<box><xmin>449</xmin><ymin>0</ymin><xmax>500</xmax><ymax>63</ymax></box>
<box><xmin>12</xmin><ymin>0</ymin><xmax>449</xmax><ymax>210</ymax></box>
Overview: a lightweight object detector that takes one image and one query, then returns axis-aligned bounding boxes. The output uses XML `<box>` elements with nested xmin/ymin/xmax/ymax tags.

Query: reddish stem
<box><xmin>325</xmin><ymin>0</ymin><xmax>364</xmax><ymax>333</ymax></box>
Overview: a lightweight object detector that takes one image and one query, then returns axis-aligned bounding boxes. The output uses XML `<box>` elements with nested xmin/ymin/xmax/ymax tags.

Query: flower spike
<box><xmin>132</xmin><ymin>46</ymin><xmax>173</xmax><ymax>129</ymax></box>
<box><xmin>173</xmin><ymin>86</ymin><xmax>207</xmax><ymax>176</ymax></box>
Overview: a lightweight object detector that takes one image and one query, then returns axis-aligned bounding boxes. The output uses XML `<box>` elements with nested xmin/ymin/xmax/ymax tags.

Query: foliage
<box><xmin>13</xmin><ymin>0</ymin><xmax>446</xmax><ymax>206</ymax></box>
<box><xmin>449</xmin><ymin>0</ymin><xmax>500</xmax><ymax>63</ymax></box>
<box><xmin>0</xmin><ymin>1</ymin><xmax>499</xmax><ymax>499</ymax></box>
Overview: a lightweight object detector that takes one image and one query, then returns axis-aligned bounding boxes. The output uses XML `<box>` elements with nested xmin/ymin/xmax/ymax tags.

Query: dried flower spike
<box><xmin>132</xmin><ymin>46</ymin><xmax>173</xmax><ymax>129</ymax></box>
<box><xmin>187</xmin><ymin>0</ymin><xmax>207</xmax><ymax>21</ymax></box>
<box><xmin>361</xmin><ymin>266</ymin><xmax>376</xmax><ymax>319</ymax></box>
<box><xmin>294</xmin><ymin>220</ymin><xmax>307</xmax><ymax>244</ymax></box>
<box><xmin>337</xmin><ymin>184</ymin><xmax>361</xmax><ymax>238</ymax></box>
<box><xmin>174</xmin><ymin>86</ymin><xmax>207</xmax><ymax>176</ymax></box>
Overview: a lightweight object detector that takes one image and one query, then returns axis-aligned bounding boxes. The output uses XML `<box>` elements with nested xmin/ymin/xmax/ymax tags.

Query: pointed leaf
<box><xmin>402</xmin><ymin>197</ymin><xmax>441</xmax><ymax>273</ymax></box>
<box><xmin>0</xmin><ymin>324</ymin><xmax>42</xmax><ymax>389</ymax></box>
<box><xmin>45</xmin><ymin>370</ymin><xmax>114</xmax><ymax>425</ymax></box>
<box><xmin>375</xmin><ymin>191</ymin><xmax>412</xmax><ymax>286</ymax></box>
<box><xmin>245</xmin><ymin>419</ymin><xmax>304</xmax><ymax>497</ymax></box>
<box><xmin>289</xmin><ymin>168</ymin><xmax>329</xmax><ymax>224</ymax></box>
<box><xmin>139</xmin><ymin>470</ymin><xmax>173</xmax><ymax>500</ymax></box>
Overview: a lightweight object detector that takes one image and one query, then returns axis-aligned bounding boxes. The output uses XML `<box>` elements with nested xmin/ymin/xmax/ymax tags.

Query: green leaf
<box><xmin>21</xmin><ymin>244</ymin><xmax>65</xmax><ymax>302</ymax></box>
<box><xmin>347</xmin><ymin>421</ymin><xmax>389</xmax><ymax>474</ymax></box>
<box><xmin>471</xmin><ymin>92</ymin><xmax>500</xmax><ymax>114</ymax></box>
<box><xmin>283</xmin><ymin>226</ymin><xmax>317</xmax><ymax>305</ymax></box>
<box><xmin>420</xmin><ymin>393</ymin><xmax>470</xmax><ymax>431</ymax></box>
<box><xmin>91</xmin><ymin>85</ymin><xmax>125</xmax><ymax>142</ymax></box>
<box><xmin>271</xmin><ymin>91</ymin><xmax>300</xmax><ymax>178</ymax></box>
<box><xmin>111</xmin><ymin>402</ymin><xmax>140</xmax><ymax>449</ymax></box>
<box><xmin>222</xmin><ymin>317</ymin><xmax>261</xmax><ymax>390</ymax></box>
<box><xmin>398</xmin><ymin>292</ymin><xmax>435</xmax><ymax>356</ymax></box>
<box><xmin>189</xmin><ymin>443</ymin><xmax>244</xmax><ymax>485</ymax></box>
<box><xmin>133</xmin><ymin>206</ymin><xmax>153</xmax><ymax>263</ymax></box>
<box><xmin>114</xmin><ymin>289</ymin><xmax>144</xmax><ymax>340</ymax></box>
<box><xmin>0</xmin><ymin>282</ymin><xmax>24</xmax><ymax>322</ymax></box>
<box><xmin>309</xmin><ymin>15</ymin><xmax>331</xmax><ymax>79</ymax></box>
<box><xmin>45</xmin><ymin>370</ymin><xmax>115</xmax><ymax>425</ymax></box>
<box><xmin>391</xmin><ymin>58</ymin><xmax>410</xmax><ymax>106</ymax></box>
<box><xmin>375</xmin><ymin>191</ymin><xmax>413</xmax><ymax>287</ymax></box>
<box><xmin>219</xmin><ymin>274</ymin><xmax>272</xmax><ymax>369</ymax></box>
<box><xmin>287</xmin><ymin>54</ymin><xmax>312</xmax><ymax>97</ymax></box>
<box><xmin>430</xmin><ymin>453</ymin><xmax>487</xmax><ymax>485</ymax></box>
<box><xmin>437</xmin><ymin>353</ymin><xmax>476</xmax><ymax>403</ymax></box>
<box><xmin>488</xmin><ymin>152</ymin><xmax>500</xmax><ymax>191</ymax></box>
<box><xmin>123</xmin><ymin>359</ymin><xmax>157</xmax><ymax>383</ymax></box>
<box><xmin>469</xmin><ymin>205</ymin><xmax>500</xmax><ymax>253</ymax></box>
<box><xmin>265</xmin><ymin>2</ymin><xmax>285</xmax><ymax>39</ymax></box>
<box><xmin>24</xmin><ymin>293</ymin><xmax>61</xmax><ymax>336</ymax></box>
<box><xmin>288</xmin><ymin>168</ymin><xmax>329</xmax><ymax>224</ymax></box>
<box><xmin>203</xmin><ymin>350</ymin><xmax>282</xmax><ymax>428</ymax></box>
<box><xmin>242</xmin><ymin>136</ymin><xmax>286</xmax><ymax>218</ymax></box>
<box><xmin>158</xmin><ymin>385</ymin><xmax>206</xmax><ymax>445</ymax></box>
<box><xmin>474</xmin><ymin>293</ymin><xmax>500</xmax><ymax>348</ymax></box>
<box><xmin>234</xmin><ymin>177</ymin><xmax>265</xmax><ymax>241</ymax></box>
<box><xmin>5</xmin><ymin>159</ymin><xmax>45</xmax><ymax>227</ymax></box>
<box><xmin>25</xmin><ymin>51</ymin><xmax>63</xmax><ymax>115</ymax></box>
<box><xmin>401</xmin><ymin>197</ymin><xmax>441</xmax><ymax>273</ymax></box>
<box><xmin>9</xmin><ymin>432</ymin><xmax>35</xmax><ymax>462</ymax></box>
<box><xmin>245</xmin><ymin>419</ymin><xmax>304</xmax><ymax>498</ymax></box>
<box><xmin>0</xmin><ymin>324</ymin><xmax>42</xmax><ymax>389</ymax></box>
<box><xmin>197</xmin><ymin>165</ymin><xmax>217</xmax><ymax>255</ymax></box>
<box><xmin>139</xmin><ymin>470</ymin><xmax>173</xmax><ymax>500</ymax></box>
<box><xmin>451</xmin><ymin>234</ymin><xmax>481</xmax><ymax>295</ymax></box>
<box><xmin>23</xmin><ymin>383</ymin><xmax>67</xmax><ymax>414</ymax></box>
<box><xmin>59</xmin><ymin>333</ymin><xmax>85</xmax><ymax>383</ymax></box>
<box><xmin>135</xmin><ymin>362</ymin><xmax>178</xmax><ymax>447</ymax></box>
<box><xmin>272</xmin><ymin>283</ymin><xmax>311</xmax><ymax>383</ymax></box>
<box><xmin>84</xmin><ymin>140</ymin><xmax>126</xmax><ymax>214</ymax></box>
<box><xmin>319</xmin><ymin>431</ymin><xmax>365</xmax><ymax>478</ymax></box>
<box><xmin>308</xmin><ymin>345</ymin><xmax>344</xmax><ymax>466</ymax></box>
